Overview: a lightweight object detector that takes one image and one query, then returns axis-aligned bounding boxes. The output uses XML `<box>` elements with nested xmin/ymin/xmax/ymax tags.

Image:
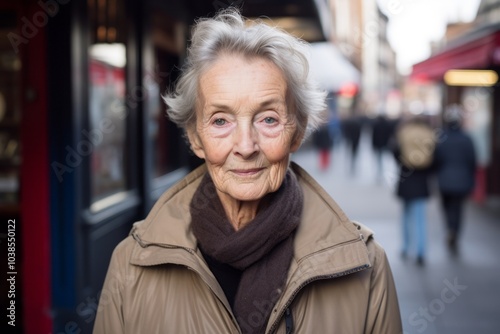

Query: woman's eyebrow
<box><xmin>258</xmin><ymin>97</ymin><xmax>285</xmax><ymax>108</ymax></box>
<box><xmin>206</xmin><ymin>97</ymin><xmax>285</xmax><ymax>112</ymax></box>
<box><xmin>206</xmin><ymin>103</ymin><xmax>232</xmax><ymax>111</ymax></box>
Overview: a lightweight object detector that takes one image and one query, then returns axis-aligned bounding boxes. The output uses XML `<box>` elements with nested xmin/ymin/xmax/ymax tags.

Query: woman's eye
<box><xmin>213</xmin><ymin>118</ymin><xmax>226</xmax><ymax>126</ymax></box>
<box><xmin>264</xmin><ymin>117</ymin><xmax>277</xmax><ymax>124</ymax></box>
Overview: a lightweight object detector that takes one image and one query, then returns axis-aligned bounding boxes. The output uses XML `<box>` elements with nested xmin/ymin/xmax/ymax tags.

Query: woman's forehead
<box><xmin>197</xmin><ymin>56</ymin><xmax>288</xmax><ymax>107</ymax></box>
<box><xmin>200</xmin><ymin>54</ymin><xmax>285</xmax><ymax>84</ymax></box>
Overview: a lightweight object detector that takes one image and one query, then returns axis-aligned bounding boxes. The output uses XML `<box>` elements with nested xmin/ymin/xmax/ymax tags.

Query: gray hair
<box><xmin>163</xmin><ymin>8</ymin><xmax>327</xmax><ymax>141</ymax></box>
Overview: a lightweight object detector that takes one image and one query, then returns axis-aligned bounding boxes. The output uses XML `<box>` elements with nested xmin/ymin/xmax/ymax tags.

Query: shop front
<box><xmin>411</xmin><ymin>22</ymin><xmax>500</xmax><ymax>200</ymax></box>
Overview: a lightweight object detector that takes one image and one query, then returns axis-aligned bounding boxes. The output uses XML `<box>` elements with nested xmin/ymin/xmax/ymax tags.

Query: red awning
<box><xmin>411</xmin><ymin>29</ymin><xmax>500</xmax><ymax>81</ymax></box>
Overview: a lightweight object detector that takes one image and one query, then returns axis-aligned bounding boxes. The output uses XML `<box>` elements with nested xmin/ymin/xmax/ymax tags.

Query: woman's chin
<box><xmin>223</xmin><ymin>186</ymin><xmax>269</xmax><ymax>203</ymax></box>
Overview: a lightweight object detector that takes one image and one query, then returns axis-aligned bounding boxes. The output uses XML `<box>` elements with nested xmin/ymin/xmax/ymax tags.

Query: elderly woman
<box><xmin>94</xmin><ymin>9</ymin><xmax>402</xmax><ymax>334</ymax></box>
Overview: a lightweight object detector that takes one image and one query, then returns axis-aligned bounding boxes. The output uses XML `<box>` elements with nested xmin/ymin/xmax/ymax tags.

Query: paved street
<box><xmin>292</xmin><ymin>130</ymin><xmax>500</xmax><ymax>334</ymax></box>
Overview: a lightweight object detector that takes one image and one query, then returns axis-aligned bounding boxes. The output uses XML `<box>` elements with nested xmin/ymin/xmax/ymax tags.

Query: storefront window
<box><xmin>88</xmin><ymin>0</ymin><xmax>128</xmax><ymax>204</ymax></box>
<box><xmin>462</xmin><ymin>86</ymin><xmax>492</xmax><ymax>167</ymax></box>
<box><xmin>146</xmin><ymin>11</ymin><xmax>187</xmax><ymax>178</ymax></box>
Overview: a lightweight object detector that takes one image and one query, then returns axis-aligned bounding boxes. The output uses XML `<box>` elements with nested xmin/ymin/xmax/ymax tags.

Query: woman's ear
<box><xmin>186</xmin><ymin>127</ymin><xmax>206</xmax><ymax>159</ymax></box>
<box><xmin>290</xmin><ymin>129</ymin><xmax>304</xmax><ymax>153</ymax></box>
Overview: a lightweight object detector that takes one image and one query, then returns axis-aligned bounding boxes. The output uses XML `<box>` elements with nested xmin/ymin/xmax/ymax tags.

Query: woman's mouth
<box><xmin>230</xmin><ymin>168</ymin><xmax>265</xmax><ymax>177</ymax></box>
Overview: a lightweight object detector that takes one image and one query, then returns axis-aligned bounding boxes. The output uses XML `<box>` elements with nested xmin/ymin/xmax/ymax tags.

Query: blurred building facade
<box><xmin>329</xmin><ymin>0</ymin><xmax>363</xmax><ymax>70</ymax></box>
<box><xmin>476</xmin><ymin>0</ymin><xmax>500</xmax><ymax>25</ymax></box>
<box><xmin>330</xmin><ymin>0</ymin><xmax>399</xmax><ymax>116</ymax></box>
<box><xmin>411</xmin><ymin>0</ymin><xmax>500</xmax><ymax>200</ymax></box>
<box><xmin>0</xmin><ymin>0</ymin><xmax>329</xmax><ymax>333</ymax></box>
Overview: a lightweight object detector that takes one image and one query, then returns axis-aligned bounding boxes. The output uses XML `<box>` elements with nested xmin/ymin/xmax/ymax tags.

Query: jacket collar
<box><xmin>129</xmin><ymin>162</ymin><xmax>372</xmax><ymax>269</ymax></box>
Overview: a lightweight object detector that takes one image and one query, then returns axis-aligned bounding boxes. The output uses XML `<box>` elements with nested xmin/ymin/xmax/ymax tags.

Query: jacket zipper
<box><xmin>266</xmin><ymin>264</ymin><xmax>370</xmax><ymax>334</ymax></box>
<box><xmin>184</xmin><ymin>265</ymin><xmax>244</xmax><ymax>333</ymax></box>
<box><xmin>285</xmin><ymin>308</ymin><xmax>294</xmax><ymax>334</ymax></box>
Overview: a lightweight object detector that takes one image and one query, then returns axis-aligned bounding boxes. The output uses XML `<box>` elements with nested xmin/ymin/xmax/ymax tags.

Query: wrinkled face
<box><xmin>187</xmin><ymin>54</ymin><xmax>302</xmax><ymax>202</ymax></box>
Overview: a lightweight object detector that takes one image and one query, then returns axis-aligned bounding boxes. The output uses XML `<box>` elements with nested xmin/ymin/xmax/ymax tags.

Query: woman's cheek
<box><xmin>260</xmin><ymin>137</ymin><xmax>292</xmax><ymax>161</ymax></box>
<box><xmin>206</xmin><ymin>138</ymin><xmax>231</xmax><ymax>159</ymax></box>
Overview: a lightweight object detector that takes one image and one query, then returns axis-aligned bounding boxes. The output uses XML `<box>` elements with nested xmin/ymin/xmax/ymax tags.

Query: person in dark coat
<box><xmin>371</xmin><ymin>114</ymin><xmax>395</xmax><ymax>181</ymax></box>
<box><xmin>341</xmin><ymin>116</ymin><xmax>362</xmax><ymax>174</ymax></box>
<box><xmin>312</xmin><ymin>124</ymin><xmax>334</xmax><ymax>170</ymax></box>
<box><xmin>433</xmin><ymin>107</ymin><xmax>476</xmax><ymax>253</ymax></box>
<box><xmin>392</xmin><ymin>116</ymin><xmax>435</xmax><ymax>265</ymax></box>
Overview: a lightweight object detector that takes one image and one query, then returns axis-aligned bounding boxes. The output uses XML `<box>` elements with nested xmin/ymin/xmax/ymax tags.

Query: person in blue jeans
<box><xmin>392</xmin><ymin>116</ymin><xmax>434</xmax><ymax>265</ymax></box>
<box><xmin>402</xmin><ymin>197</ymin><xmax>427</xmax><ymax>264</ymax></box>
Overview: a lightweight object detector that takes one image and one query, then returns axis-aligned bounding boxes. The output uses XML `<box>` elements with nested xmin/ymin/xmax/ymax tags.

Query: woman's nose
<box><xmin>233</xmin><ymin>122</ymin><xmax>259</xmax><ymax>159</ymax></box>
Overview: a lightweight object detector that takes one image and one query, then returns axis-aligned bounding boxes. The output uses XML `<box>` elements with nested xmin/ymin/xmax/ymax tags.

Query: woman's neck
<box><xmin>217</xmin><ymin>190</ymin><xmax>260</xmax><ymax>231</ymax></box>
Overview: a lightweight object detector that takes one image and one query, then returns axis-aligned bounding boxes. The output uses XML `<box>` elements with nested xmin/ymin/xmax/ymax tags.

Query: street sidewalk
<box><xmin>292</xmin><ymin>130</ymin><xmax>500</xmax><ymax>334</ymax></box>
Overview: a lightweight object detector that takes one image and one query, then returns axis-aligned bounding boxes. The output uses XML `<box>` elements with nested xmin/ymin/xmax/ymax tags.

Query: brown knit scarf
<box><xmin>190</xmin><ymin>170</ymin><xmax>303</xmax><ymax>334</ymax></box>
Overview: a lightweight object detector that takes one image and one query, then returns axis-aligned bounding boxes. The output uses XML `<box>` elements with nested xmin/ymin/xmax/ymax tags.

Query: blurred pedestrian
<box><xmin>433</xmin><ymin>105</ymin><xmax>476</xmax><ymax>254</ymax></box>
<box><xmin>341</xmin><ymin>116</ymin><xmax>362</xmax><ymax>175</ymax></box>
<box><xmin>312</xmin><ymin>123</ymin><xmax>334</xmax><ymax>170</ymax></box>
<box><xmin>392</xmin><ymin>116</ymin><xmax>435</xmax><ymax>265</ymax></box>
<box><xmin>371</xmin><ymin>114</ymin><xmax>395</xmax><ymax>182</ymax></box>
